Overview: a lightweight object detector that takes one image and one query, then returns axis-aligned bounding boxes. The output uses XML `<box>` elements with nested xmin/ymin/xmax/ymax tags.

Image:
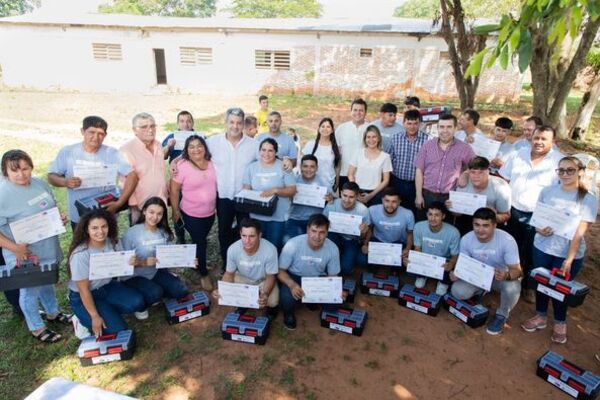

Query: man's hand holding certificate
<box><xmin>9</xmin><ymin>207</ymin><xmax>66</xmax><ymax>244</ymax></box>
<box><xmin>407</xmin><ymin>250</ymin><xmax>446</xmax><ymax>280</ymax></box>
<box><xmin>89</xmin><ymin>250</ymin><xmax>135</xmax><ymax>280</ymax></box>
<box><xmin>156</xmin><ymin>244</ymin><xmax>197</xmax><ymax>269</ymax></box>
<box><xmin>328</xmin><ymin>212</ymin><xmax>361</xmax><ymax>236</ymax></box>
<box><xmin>454</xmin><ymin>253</ymin><xmax>495</xmax><ymax>291</ymax></box>
<box><xmin>368</xmin><ymin>242</ymin><xmax>403</xmax><ymax>267</ymax></box>
<box><xmin>448</xmin><ymin>191</ymin><xmax>487</xmax><ymax>216</ymax></box>
<box><xmin>470</xmin><ymin>135</ymin><xmax>502</xmax><ymax>161</ymax></box>
<box><xmin>73</xmin><ymin>164</ymin><xmax>118</xmax><ymax>189</ymax></box>
<box><xmin>217</xmin><ymin>281</ymin><xmax>260</xmax><ymax>309</ymax></box>
<box><xmin>293</xmin><ymin>184</ymin><xmax>327</xmax><ymax>208</ymax></box>
<box><xmin>301</xmin><ymin>277</ymin><xmax>343</xmax><ymax>303</ymax></box>
<box><xmin>529</xmin><ymin>202</ymin><xmax>581</xmax><ymax>240</ymax></box>
<box><xmin>173</xmin><ymin>131</ymin><xmax>196</xmax><ymax>150</ymax></box>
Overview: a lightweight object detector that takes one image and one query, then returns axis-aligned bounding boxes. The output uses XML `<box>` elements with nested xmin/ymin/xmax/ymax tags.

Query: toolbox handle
<box><xmin>97</xmin><ymin>333</ymin><xmax>117</xmax><ymax>342</ymax></box>
<box><xmin>177</xmin><ymin>294</ymin><xmax>194</xmax><ymax>303</ymax></box>
<box><xmin>16</xmin><ymin>255</ymin><xmax>39</xmax><ymax>268</ymax></box>
<box><xmin>550</xmin><ymin>268</ymin><xmax>570</xmax><ymax>281</ymax></box>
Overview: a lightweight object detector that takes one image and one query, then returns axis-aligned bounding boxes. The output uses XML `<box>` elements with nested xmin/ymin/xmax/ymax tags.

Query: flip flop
<box><xmin>32</xmin><ymin>328</ymin><xmax>62</xmax><ymax>343</ymax></box>
<box><xmin>40</xmin><ymin>311</ymin><xmax>73</xmax><ymax>325</ymax></box>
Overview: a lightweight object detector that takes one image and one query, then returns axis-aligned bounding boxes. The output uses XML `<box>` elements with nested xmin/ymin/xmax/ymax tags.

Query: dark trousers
<box><xmin>327</xmin><ymin>232</ymin><xmax>367</xmax><ymax>276</ymax></box>
<box><xmin>391</xmin><ymin>175</ymin><xmax>417</xmax><ymax>215</ymax></box>
<box><xmin>181</xmin><ymin>211</ymin><xmax>215</xmax><ymax>276</ymax></box>
<box><xmin>279</xmin><ymin>273</ymin><xmax>337</xmax><ymax>317</ymax></box>
<box><xmin>417</xmin><ymin>189</ymin><xmax>449</xmax><ymax>222</ymax></box>
<box><xmin>216</xmin><ymin>197</ymin><xmax>247</xmax><ymax>268</ymax></box>
<box><xmin>532</xmin><ymin>246</ymin><xmax>583</xmax><ymax>322</ymax></box>
<box><xmin>123</xmin><ymin>270</ymin><xmax>188</xmax><ymax>306</ymax></box>
<box><xmin>359</xmin><ymin>189</ymin><xmax>383</xmax><ymax>207</ymax></box>
<box><xmin>507</xmin><ymin>207</ymin><xmax>535</xmax><ymax>289</ymax></box>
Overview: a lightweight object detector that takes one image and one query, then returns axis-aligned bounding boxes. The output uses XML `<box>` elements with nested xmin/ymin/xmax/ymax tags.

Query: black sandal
<box><xmin>41</xmin><ymin>311</ymin><xmax>72</xmax><ymax>325</ymax></box>
<box><xmin>33</xmin><ymin>328</ymin><xmax>62</xmax><ymax>343</ymax></box>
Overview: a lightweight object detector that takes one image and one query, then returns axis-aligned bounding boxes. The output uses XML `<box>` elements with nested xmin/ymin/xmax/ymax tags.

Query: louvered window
<box><xmin>92</xmin><ymin>43</ymin><xmax>122</xmax><ymax>61</ymax></box>
<box><xmin>180</xmin><ymin>47</ymin><xmax>213</xmax><ymax>66</ymax></box>
<box><xmin>255</xmin><ymin>50</ymin><xmax>290</xmax><ymax>70</ymax></box>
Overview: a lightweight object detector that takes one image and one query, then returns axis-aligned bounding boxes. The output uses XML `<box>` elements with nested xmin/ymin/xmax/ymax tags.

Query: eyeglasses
<box><xmin>555</xmin><ymin>168</ymin><xmax>579</xmax><ymax>176</ymax></box>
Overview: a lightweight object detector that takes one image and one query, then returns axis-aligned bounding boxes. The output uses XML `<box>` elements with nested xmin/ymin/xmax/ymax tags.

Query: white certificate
<box><xmin>235</xmin><ymin>189</ymin><xmax>274</xmax><ymax>203</ymax></box>
<box><xmin>218</xmin><ymin>281</ymin><xmax>260</xmax><ymax>309</ymax></box>
<box><xmin>449</xmin><ymin>191</ymin><xmax>487</xmax><ymax>216</ymax></box>
<box><xmin>529</xmin><ymin>202</ymin><xmax>581</xmax><ymax>240</ymax></box>
<box><xmin>328</xmin><ymin>212</ymin><xmax>361</xmax><ymax>236</ymax></box>
<box><xmin>9</xmin><ymin>207</ymin><xmax>66</xmax><ymax>244</ymax></box>
<box><xmin>454</xmin><ymin>253</ymin><xmax>495</xmax><ymax>292</ymax></box>
<box><xmin>406</xmin><ymin>250</ymin><xmax>446</xmax><ymax>280</ymax></box>
<box><xmin>73</xmin><ymin>164</ymin><xmax>118</xmax><ymax>189</ymax></box>
<box><xmin>293</xmin><ymin>183</ymin><xmax>327</xmax><ymax>208</ymax></box>
<box><xmin>471</xmin><ymin>135</ymin><xmax>502</xmax><ymax>160</ymax></box>
<box><xmin>156</xmin><ymin>244</ymin><xmax>196</xmax><ymax>268</ymax></box>
<box><xmin>368</xmin><ymin>242</ymin><xmax>403</xmax><ymax>267</ymax></box>
<box><xmin>173</xmin><ymin>131</ymin><xmax>199</xmax><ymax>150</ymax></box>
<box><xmin>301</xmin><ymin>276</ymin><xmax>343</xmax><ymax>303</ymax></box>
<box><xmin>89</xmin><ymin>250</ymin><xmax>135</xmax><ymax>280</ymax></box>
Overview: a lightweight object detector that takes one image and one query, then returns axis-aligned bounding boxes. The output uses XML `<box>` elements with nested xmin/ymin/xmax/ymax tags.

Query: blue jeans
<box><xmin>327</xmin><ymin>232</ymin><xmax>367</xmax><ymax>276</ymax></box>
<box><xmin>532</xmin><ymin>246</ymin><xmax>583</xmax><ymax>323</ymax></box>
<box><xmin>20</xmin><ymin>284</ymin><xmax>59</xmax><ymax>331</ymax></box>
<box><xmin>508</xmin><ymin>207</ymin><xmax>535</xmax><ymax>288</ymax></box>
<box><xmin>69</xmin><ymin>281</ymin><xmax>145</xmax><ymax>334</ymax></box>
<box><xmin>216</xmin><ymin>197</ymin><xmax>247</xmax><ymax>267</ymax></box>
<box><xmin>283</xmin><ymin>218</ymin><xmax>308</xmax><ymax>244</ymax></box>
<box><xmin>123</xmin><ymin>270</ymin><xmax>188</xmax><ymax>306</ymax></box>
<box><xmin>259</xmin><ymin>220</ymin><xmax>285</xmax><ymax>252</ymax></box>
<box><xmin>181</xmin><ymin>211</ymin><xmax>215</xmax><ymax>276</ymax></box>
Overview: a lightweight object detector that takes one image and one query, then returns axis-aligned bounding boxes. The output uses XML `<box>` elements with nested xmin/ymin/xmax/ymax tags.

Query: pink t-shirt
<box><xmin>172</xmin><ymin>159</ymin><xmax>217</xmax><ymax>218</ymax></box>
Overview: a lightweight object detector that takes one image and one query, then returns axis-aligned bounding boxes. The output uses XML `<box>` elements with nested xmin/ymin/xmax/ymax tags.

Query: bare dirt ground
<box><xmin>0</xmin><ymin>90</ymin><xmax>598</xmax><ymax>400</ymax></box>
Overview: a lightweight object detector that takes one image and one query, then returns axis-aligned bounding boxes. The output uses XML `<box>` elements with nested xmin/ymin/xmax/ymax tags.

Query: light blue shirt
<box><xmin>289</xmin><ymin>174</ymin><xmax>331</xmax><ymax>221</ymax></box>
<box><xmin>48</xmin><ymin>143</ymin><xmax>132</xmax><ymax>222</ymax></box>
<box><xmin>280</xmin><ymin>234</ymin><xmax>340</xmax><ymax>276</ymax></box>
<box><xmin>121</xmin><ymin>224</ymin><xmax>171</xmax><ymax>280</ymax></box>
<box><xmin>256</xmin><ymin>132</ymin><xmax>299</xmax><ymax>160</ymax></box>
<box><xmin>459</xmin><ymin>229</ymin><xmax>519</xmax><ymax>270</ymax></box>
<box><xmin>369</xmin><ymin>204</ymin><xmax>414</xmax><ymax>244</ymax></box>
<box><xmin>371</xmin><ymin>119</ymin><xmax>404</xmax><ymax>151</ymax></box>
<box><xmin>413</xmin><ymin>221</ymin><xmax>460</xmax><ymax>258</ymax></box>
<box><xmin>323</xmin><ymin>199</ymin><xmax>371</xmax><ymax>241</ymax></box>
<box><xmin>533</xmin><ymin>185</ymin><xmax>598</xmax><ymax>259</ymax></box>
<box><xmin>0</xmin><ymin>177</ymin><xmax>63</xmax><ymax>268</ymax></box>
<box><xmin>226</xmin><ymin>238</ymin><xmax>278</xmax><ymax>284</ymax></box>
<box><xmin>242</xmin><ymin>160</ymin><xmax>296</xmax><ymax>222</ymax></box>
<box><xmin>68</xmin><ymin>241</ymin><xmax>122</xmax><ymax>292</ymax></box>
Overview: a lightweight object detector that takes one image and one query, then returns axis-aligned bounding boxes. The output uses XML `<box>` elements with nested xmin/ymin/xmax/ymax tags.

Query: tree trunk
<box><xmin>570</xmin><ymin>70</ymin><xmax>600</xmax><ymax>140</ymax></box>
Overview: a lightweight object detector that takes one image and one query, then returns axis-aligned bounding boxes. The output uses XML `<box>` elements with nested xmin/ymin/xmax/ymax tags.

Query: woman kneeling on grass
<box><xmin>0</xmin><ymin>150</ymin><xmax>70</xmax><ymax>343</ymax></box>
<box><xmin>68</xmin><ymin>209</ymin><xmax>145</xmax><ymax>337</ymax></box>
<box><xmin>120</xmin><ymin>197</ymin><xmax>188</xmax><ymax>317</ymax></box>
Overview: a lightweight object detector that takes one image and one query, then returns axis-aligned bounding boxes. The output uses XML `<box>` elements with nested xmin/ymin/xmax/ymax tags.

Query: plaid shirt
<box><xmin>386</xmin><ymin>131</ymin><xmax>429</xmax><ymax>181</ymax></box>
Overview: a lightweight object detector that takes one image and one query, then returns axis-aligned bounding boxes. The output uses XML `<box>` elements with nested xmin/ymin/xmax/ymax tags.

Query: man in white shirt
<box><xmin>455</xmin><ymin>109</ymin><xmax>484</xmax><ymax>142</ymax></box>
<box><xmin>207</xmin><ymin>108</ymin><xmax>256</xmax><ymax>269</ymax></box>
<box><xmin>499</xmin><ymin>126</ymin><xmax>562</xmax><ymax>303</ymax></box>
<box><xmin>335</xmin><ymin>98</ymin><xmax>368</xmax><ymax>193</ymax></box>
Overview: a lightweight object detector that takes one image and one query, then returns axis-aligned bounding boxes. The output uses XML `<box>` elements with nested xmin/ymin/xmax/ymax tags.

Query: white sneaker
<box><xmin>415</xmin><ymin>277</ymin><xmax>427</xmax><ymax>289</ymax></box>
<box><xmin>134</xmin><ymin>310</ymin><xmax>149</xmax><ymax>320</ymax></box>
<box><xmin>435</xmin><ymin>282</ymin><xmax>449</xmax><ymax>296</ymax></box>
<box><xmin>72</xmin><ymin>315</ymin><xmax>91</xmax><ymax>339</ymax></box>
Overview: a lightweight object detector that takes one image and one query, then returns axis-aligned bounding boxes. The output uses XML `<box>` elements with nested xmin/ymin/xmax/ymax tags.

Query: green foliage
<box><xmin>229</xmin><ymin>0</ymin><xmax>322</xmax><ymax>18</ymax></box>
<box><xmin>470</xmin><ymin>0</ymin><xmax>600</xmax><ymax>74</ymax></box>
<box><xmin>393</xmin><ymin>0</ymin><xmax>519</xmax><ymax>19</ymax></box>
<box><xmin>0</xmin><ymin>0</ymin><xmax>38</xmax><ymax>17</ymax></box>
<box><xmin>98</xmin><ymin>0</ymin><xmax>216</xmax><ymax>17</ymax></box>
<box><xmin>586</xmin><ymin>48</ymin><xmax>600</xmax><ymax>72</ymax></box>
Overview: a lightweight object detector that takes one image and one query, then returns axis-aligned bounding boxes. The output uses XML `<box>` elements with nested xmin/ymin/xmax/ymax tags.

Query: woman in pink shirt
<box><xmin>170</xmin><ymin>135</ymin><xmax>217</xmax><ymax>291</ymax></box>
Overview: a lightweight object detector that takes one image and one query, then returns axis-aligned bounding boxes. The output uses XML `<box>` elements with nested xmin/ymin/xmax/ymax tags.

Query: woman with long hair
<box><xmin>242</xmin><ymin>138</ymin><xmax>296</xmax><ymax>251</ymax></box>
<box><xmin>170</xmin><ymin>135</ymin><xmax>217</xmax><ymax>291</ymax></box>
<box><xmin>0</xmin><ymin>150</ymin><xmax>69</xmax><ymax>342</ymax></box>
<box><xmin>302</xmin><ymin>118</ymin><xmax>340</xmax><ymax>192</ymax></box>
<box><xmin>121</xmin><ymin>197</ymin><xmax>188</xmax><ymax>317</ymax></box>
<box><xmin>68</xmin><ymin>209</ymin><xmax>145</xmax><ymax>337</ymax></box>
<box><xmin>347</xmin><ymin>125</ymin><xmax>392</xmax><ymax>207</ymax></box>
<box><xmin>521</xmin><ymin>156</ymin><xmax>598</xmax><ymax>344</ymax></box>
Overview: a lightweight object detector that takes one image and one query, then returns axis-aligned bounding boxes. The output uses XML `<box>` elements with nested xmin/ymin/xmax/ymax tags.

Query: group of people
<box><xmin>0</xmin><ymin>94</ymin><xmax>596</xmax><ymax>347</ymax></box>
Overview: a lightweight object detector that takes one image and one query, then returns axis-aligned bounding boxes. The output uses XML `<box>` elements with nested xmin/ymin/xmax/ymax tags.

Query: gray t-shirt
<box><xmin>459</xmin><ymin>229</ymin><xmax>520</xmax><ymax>270</ymax></box>
<box><xmin>226</xmin><ymin>238</ymin><xmax>278</xmax><ymax>284</ymax></box>
<box><xmin>413</xmin><ymin>221</ymin><xmax>460</xmax><ymax>258</ymax></box>
<box><xmin>533</xmin><ymin>185</ymin><xmax>598</xmax><ymax>259</ymax></box>
<box><xmin>121</xmin><ymin>224</ymin><xmax>170</xmax><ymax>280</ymax></box>
<box><xmin>289</xmin><ymin>174</ymin><xmax>331</xmax><ymax>221</ymax></box>
<box><xmin>255</xmin><ymin>132</ymin><xmax>298</xmax><ymax>160</ymax></box>
<box><xmin>279</xmin><ymin>234</ymin><xmax>340</xmax><ymax>276</ymax></box>
<box><xmin>242</xmin><ymin>159</ymin><xmax>296</xmax><ymax>222</ymax></box>
<box><xmin>369</xmin><ymin>204</ymin><xmax>414</xmax><ymax>244</ymax></box>
<box><xmin>372</xmin><ymin>119</ymin><xmax>403</xmax><ymax>151</ymax></box>
<box><xmin>68</xmin><ymin>241</ymin><xmax>122</xmax><ymax>292</ymax></box>
<box><xmin>323</xmin><ymin>199</ymin><xmax>371</xmax><ymax>240</ymax></box>
<box><xmin>0</xmin><ymin>177</ymin><xmax>63</xmax><ymax>268</ymax></box>
<box><xmin>48</xmin><ymin>143</ymin><xmax>132</xmax><ymax>222</ymax></box>
<box><xmin>456</xmin><ymin>176</ymin><xmax>511</xmax><ymax>213</ymax></box>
